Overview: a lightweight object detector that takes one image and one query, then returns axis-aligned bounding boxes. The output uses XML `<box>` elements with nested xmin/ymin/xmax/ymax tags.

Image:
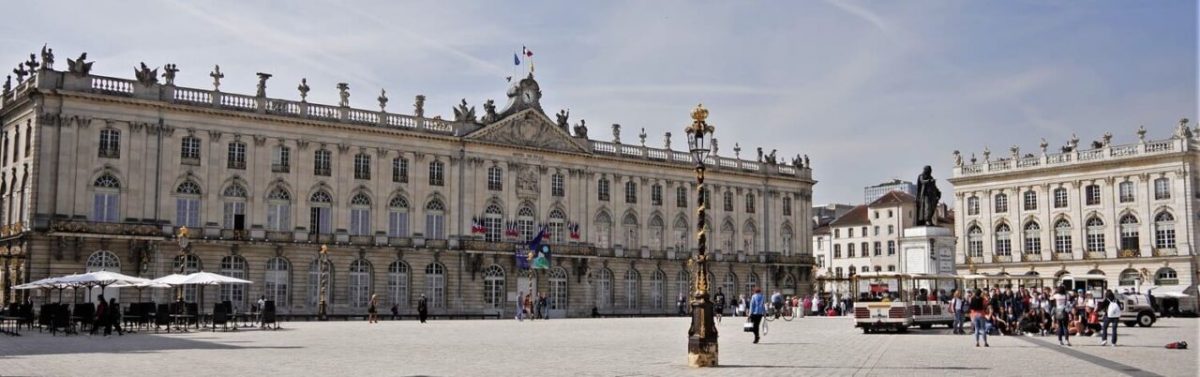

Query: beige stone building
<box><xmin>949</xmin><ymin>122</ymin><xmax>1199</xmax><ymax>299</ymax></box>
<box><xmin>0</xmin><ymin>50</ymin><xmax>815</xmax><ymax>317</ymax></box>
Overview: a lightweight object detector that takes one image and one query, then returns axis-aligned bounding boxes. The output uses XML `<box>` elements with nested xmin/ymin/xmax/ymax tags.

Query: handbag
<box><xmin>743</xmin><ymin>320</ymin><xmax>755</xmax><ymax>332</ymax></box>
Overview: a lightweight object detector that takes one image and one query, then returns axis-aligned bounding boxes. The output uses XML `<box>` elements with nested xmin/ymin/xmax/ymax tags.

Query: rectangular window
<box><xmin>93</xmin><ymin>193</ymin><xmax>119</xmax><ymax>222</ymax></box>
<box><xmin>223</xmin><ymin>201</ymin><xmax>245</xmax><ymax>229</ymax></box>
<box><xmin>309</xmin><ymin>207</ymin><xmax>331</xmax><ymax>234</ymax></box>
<box><xmin>887</xmin><ymin>225</ymin><xmax>894</xmax><ymax>235</ymax></box>
<box><xmin>99</xmin><ymin>129</ymin><xmax>120</xmax><ymax>159</ymax></box>
<box><xmin>425</xmin><ymin>213</ymin><xmax>445</xmax><ymax>239</ymax></box>
<box><xmin>873</xmin><ymin>241</ymin><xmax>881</xmax><ymax>256</ymax></box>
<box><xmin>873</xmin><ymin>226</ymin><xmax>879</xmax><ymax>236</ymax></box>
<box><xmin>181</xmin><ymin>136</ymin><xmax>201</xmax><ymax>163</ymax></box>
<box><xmin>176</xmin><ymin>198</ymin><xmax>200</xmax><ymax>227</ymax></box>
<box><xmin>314</xmin><ymin>150</ymin><xmax>331</xmax><ymax>176</ymax></box>
<box><xmin>625</xmin><ymin>182</ymin><xmax>637</xmax><ymax>204</ymax></box>
<box><xmin>676</xmin><ymin>187</ymin><xmax>687</xmax><ymax>208</ymax></box>
<box><xmin>227</xmin><ymin>142</ymin><xmax>246</xmax><ymax>169</ymax></box>
<box><xmin>651</xmin><ymin>185</ymin><xmax>662</xmax><ymax>206</ymax></box>
<box><xmin>1023</xmin><ymin>191</ymin><xmax>1037</xmax><ymax>211</ymax></box>
<box><xmin>349</xmin><ymin>208</ymin><xmax>370</xmax><ymax>235</ymax></box>
<box><xmin>782</xmin><ymin>197</ymin><xmax>792</xmax><ymax>216</ymax></box>
<box><xmin>354</xmin><ymin>154</ymin><xmax>371</xmax><ymax>180</ymax></box>
<box><xmin>598</xmin><ymin>179</ymin><xmax>610</xmax><ymax>201</ymax></box>
<box><xmin>1154</xmin><ymin>178</ymin><xmax>1171</xmax><ymax>200</ymax></box>
<box><xmin>887</xmin><ymin>241</ymin><xmax>895</xmax><ymax>255</ymax></box>
<box><xmin>551</xmin><ymin>174</ymin><xmax>564</xmax><ymax>197</ymax></box>
<box><xmin>1085</xmin><ymin>185</ymin><xmax>1100</xmax><ymax>206</ymax></box>
<box><xmin>1025</xmin><ymin>233</ymin><xmax>1042</xmax><ymax>255</ymax></box>
<box><xmin>272</xmin><ymin>146</ymin><xmax>290</xmax><ymax>173</ymax></box>
<box><xmin>429</xmin><ymin>162</ymin><xmax>445</xmax><ymax>186</ymax></box>
<box><xmin>487</xmin><ymin>167</ymin><xmax>503</xmax><ymax>191</ymax></box>
<box><xmin>388</xmin><ymin>211</ymin><xmax>410</xmax><ymax>237</ymax></box>
<box><xmin>266</xmin><ymin>203</ymin><xmax>290</xmax><ymax>231</ymax></box>
<box><xmin>1054</xmin><ymin>189</ymin><xmax>1068</xmax><ymax>208</ymax></box>
<box><xmin>1118</xmin><ymin>182</ymin><xmax>1135</xmax><ymax>203</ymax></box>
<box><xmin>392</xmin><ymin>158</ymin><xmax>409</xmax><ymax>183</ymax></box>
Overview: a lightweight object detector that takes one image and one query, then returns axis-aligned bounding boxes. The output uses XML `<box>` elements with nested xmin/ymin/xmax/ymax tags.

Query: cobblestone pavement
<box><xmin>0</xmin><ymin>316</ymin><xmax>1196</xmax><ymax>376</ymax></box>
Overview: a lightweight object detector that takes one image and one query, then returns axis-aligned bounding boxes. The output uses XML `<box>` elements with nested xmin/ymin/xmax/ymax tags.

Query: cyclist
<box><xmin>770</xmin><ymin>290</ymin><xmax>784</xmax><ymax>319</ymax></box>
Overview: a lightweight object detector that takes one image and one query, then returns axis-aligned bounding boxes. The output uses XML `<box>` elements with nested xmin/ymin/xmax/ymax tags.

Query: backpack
<box><xmin>1052</xmin><ymin>305</ymin><xmax>1066</xmax><ymax>321</ymax></box>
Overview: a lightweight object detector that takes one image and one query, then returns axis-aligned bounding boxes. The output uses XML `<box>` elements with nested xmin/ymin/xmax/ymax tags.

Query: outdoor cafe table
<box><xmin>169</xmin><ymin>314</ymin><xmax>194</xmax><ymax>332</ymax></box>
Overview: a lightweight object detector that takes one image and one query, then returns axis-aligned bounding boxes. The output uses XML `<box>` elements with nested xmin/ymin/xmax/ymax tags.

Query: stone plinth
<box><xmin>900</xmin><ymin>226</ymin><xmax>956</xmax><ymax>275</ymax></box>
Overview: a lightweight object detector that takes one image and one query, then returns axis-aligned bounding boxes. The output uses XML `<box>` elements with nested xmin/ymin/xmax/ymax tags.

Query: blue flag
<box><xmin>515</xmin><ymin>244</ymin><xmax>529</xmax><ymax>270</ymax></box>
<box><xmin>513</xmin><ymin>53</ymin><xmax>520</xmax><ymax>66</ymax></box>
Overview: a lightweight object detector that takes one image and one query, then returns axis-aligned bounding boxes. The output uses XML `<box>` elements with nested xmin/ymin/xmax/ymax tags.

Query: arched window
<box><xmin>994</xmin><ymin>193</ymin><xmax>1008</xmax><ymax>213</ymax></box>
<box><xmin>742</xmin><ymin>221</ymin><xmax>758</xmax><ymax>253</ymax></box>
<box><xmin>1118</xmin><ymin>268</ymin><xmax>1139</xmax><ymax>287</ymax></box>
<box><xmin>222</xmin><ymin>183</ymin><xmax>247</xmax><ymax>230</ymax></box>
<box><xmin>483</xmin><ymin>203</ymin><xmax>504</xmax><ymax>242</ymax></box>
<box><xmin>723</xmin><ymin>191</ymin><xmax>734</xmax><ymax>212</ymax></box>
<box><xmin>597</xmin><ymin>177</ymin><xmax>610</xmax><ymax>201</ymax></box>
<box><xmin>517</xmin><ymin>205</ymin><xmax>536</xmax><ymax>242</ymax></box>
<box><xmin>994</xmin><ymin>224</ymin><xmax>1012</xmax><ymax>256</ymax></box>
<box><xmin>348</xmin><ymin>259</ymin><xmax>372</xmax><ymax>308</ymax></box>
<box><xmin>745</xmin><ymin>272</ymin><xmax>759</xmax><ymax>295</ymax></box>
<box><xmin>388</xmin><ymin>195</ymin><xmax>410</xmax><ymax>237</ymax></box>
<box><xmin>309</xmin><ymin>190</ymin><xmax>333</xmax><ymax>234</ymax></box>
<box><xmin>1119</xmin><ymin>214</ymin><xmax>1139</xmax><ymax>251</ymax></box>
<box><xmin>308</xmin><ymin>258</ymin><xmax>333</xmax><ymax>308</ymax></box>
<box><xmin>93</xmin><ymin>173</ymin><xmax>121</xmax><ymax>222</ymax></box>
<box><xmin>594</xmin><ymin>268</ymin><xmax>613</xmax><ymax>309</ymax></box>
<box><xmin>1155</xmin><ymin>267</ymin><xmax>1178</xmax><ymax>286</ymax></box>
<box><xmin>266</xmin><ymin>186</ymin><xmax>292</xmax><ymax>231</ymax></box>
<box><xmin>548</xmin><ymin>267</ymin><xmax>568</xmax><ymax>310</ymax></box>
<box><xmin>622</xmin><ymin>212</ymin><xmax>639</xmax><ymax>249</ymax></box>
<box><xmin>220</xmin><ymin>255</ymin><xmax>248</xmax><ymax>308</ymax></box>
<box><xmin>967</xmin><ymin>226</ymin><xmax>983</xmax><ymax>257</ymax></box>
<box><xmin>1154</xmin><ymin>212</ymin><xmax>1176</xmax><ymax>250</ymax></box>
<box><xmin>487</xmin><ymin>166</ymin><xmax>503</xmax><ymax>191</ymax></box>
<box><xmin>388</xmin><ymin>261</ymin><xmax>409</xmax><ymax>308</ymax></box>
<box><xmin>1024</xmin><ymin>221</ymin><xmax>1042</xmax><ymax>255</ymax></box>
<box><xmin>482</xmin><ymin>265</ymin><xmax>506</xmax><ymax>308</ymax></box>
<box><xmin>624</xmin><ymin>180</ymin><xmax>637</xmax><ymax>204</ymax></box>
<box><xmin>782</xmin><ymin>274</ymin><xmax>797</xmax><ymax>295</ymax></box>
<box><xmin>722</xmin><ymin>272</ymin><xmax>738</xmax><ymax>298</ymax></box>
<box><xmin>673</xmin><ymin>215</ymin><xmax>689</xmax><ymax>251</ymax></box>
<box><xmin>1054</xmin><ymin>219</ymin><xmax>1072</xmax><ymax>253</ymax></box>
<box><xmin>1085</xmin><ymin>217</ymin><xmax>1105</xmax><ymax>253</ymax></box>
<box><xmin>745</xmin><ymin>193</ymin><xmax>756</xmax><ymax>214</ymax></box>
<box><xmin>425</xmin><ymin>198</ymin><xmax>446</xmax><ymax>240</ymax></box>
<box><xmin>966</xmin><ymin>196</ymin><xmax>979</xmax><ymax>215</ymax></box>
<box><xmin>650</xmin><ymin>270</ymin><xmax>666</xmax><ymax>309</ymax></box>
<box><xmin>648</xmin><ymin>215</ymin><xmax>664</xmax><ymax>250</ymax></box>
<box><xmin>548</xmin><ymin>208</ymin><xmax>566</xmax><ymax>243</ymax></box>
<box><xmin>594</xmin><ymin>211</ymin><xmax>612</xmax><ymax>248</ymax></box>
<box><xmin>174</xmin><ymin>180</ymin><xmax>202</xmax><ymax>227</ymax></box>
<box><xmin>624</xmin><ymin>269</ymin><xmax>640</xmax><ymax>309</ymax></box>
<box><xmin>353</xmin><ymin>153</ymin><xmax>371</xmax><ymax>180</ymax></box>
<box><xmin>264</xmin><ymin>257</ymin><xmax>290</xmax><ymax>309</ymax></box>
<box><xmin>424</xmin><ymin>263</ymin><xmax>446</xmax><ymax>308</ymax></box>
<box><xmin>175</xmin><ymin>254</ymin><xmax>202</xmax><ymax>302</ymax></box>
<box><xmin>86</xmin><ymin>250</ymin><xmax>120</xmax><ymax>272</ymax></box>
<box><xmin>349</xmin><ymin>193</ymin><xmax>372</xmax><ymax>236</ymax></box>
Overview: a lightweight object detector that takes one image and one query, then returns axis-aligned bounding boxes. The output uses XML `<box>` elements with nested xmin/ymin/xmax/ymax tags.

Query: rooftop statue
<box><xmin>67</xmin><ymin>52</ymin><xmax>92</xmax><ymax>75</ymax></box>
<box><xmin>25</xmin><ymin>54</ymin><xmax>39</xmax><ymax>73</ymax></box>
<box><xmin>210</xmin><ymin>65</ymin><xmax>224</xmax><ymax>91</ymax></box>
<box><xmin>163</xmin><ymin>64</ymin><xmax>179</xmax><ymax>86</ymax></box>
<box><xmin>337</xmin><ymin>83</ymin><xmax>350</xmax><ymax>107</ymax></box>
<box><xmin>481</xmin><ymin>99</ymin><xmax>497</xmax><ymax>124</ymax></box>
<box><xmin>414</xmin><ymin>95</ymin><xmax>426</xmax><ymax>118</ymax></box>
<box><xmin>915</xmin><ymin>165</ymin><xmax>941</xmax><ymax>226</ymax></box>
<box><xmin>3</xmin><ymin>75</ymin><xmax>10</xmax><ymax>93</ymax></box>
<box><xmin>134</xmin><ymin>62</ymin><xmax>158</xmax><ymax>86</ymax></box>
<box><xmin>255</xmin><ymin>72</ymin><xmax>272</xmax><ymax>97</ymax></box>
<box><xmin>40</xmin><ymin>44</ymin><xmax>54</xmax><ymax>69</ymax></box>
<box><xmin>555</xmin><ymin>109</ymin><xmax>570</xmax><ymax>132</ymax></box>
<box><xmin>664</xmin><ymin>132</ymin><xmax>672</xmax><ymax>150</ymax></box>
<box><xmin>453</xmin><ymin>98</ymin><xmax>476</xmax><ymax>123</ymax></box>
<box><xmin>10</xmin><ymin>65</ymin><xmax>24</xmax><ymax>83</ymax></box>
<box><xmin>378</xmin><ymin>89</ymin><xmax>389</xmax><ymax>111</ymax></box>
<box><xmin>573</xmin><ymin>119</ymin><xmax>588</xmax><ymax>139</ymax></box>
<box><xmin>765</xmin><ymin>149</ymin><xmax>777</xmax><ymax>165</ymax></box>
<box><xmin>612</xmin><ymin>123</ymin><xmax>621</xmax><ymax>143</ymax></box>
<box><xmin>297</xmin><ymin>78</ymin><xmax>310</xmax><ymax>102</ymax></box>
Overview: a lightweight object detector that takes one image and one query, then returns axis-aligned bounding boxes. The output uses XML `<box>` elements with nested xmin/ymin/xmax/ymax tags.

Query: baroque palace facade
<box><xmin>0</xmin><ymin>49</ymin><xmax>814</xmax><ymax>317</ymax></box>
<box><xmin>949</xmin><ymin>122</ymin><xmax>1199</xmax><ymax>297</ymax></box>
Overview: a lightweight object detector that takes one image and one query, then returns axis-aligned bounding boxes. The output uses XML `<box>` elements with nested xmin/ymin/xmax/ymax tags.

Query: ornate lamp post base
<box><xmin>318</xmin><ymin>299</ymin><xmax>328</xmax><ymax>321</ymax></box>
<box><xmin>688</xmin><ymin>338</ymin><xmax>719</xmax><ymax>367</ymax></box>
<box><xmin>687</xmin><ymin>291</ymin><xmax>719</xmax><ymax>367</ymax></box>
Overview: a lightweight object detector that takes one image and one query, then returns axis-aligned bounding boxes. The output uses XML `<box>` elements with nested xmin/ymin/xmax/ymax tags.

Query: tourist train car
<box><xmin>906</xmin><ymin>273</ymin><xmax>958</xmax><ymax>329</ymax></box>
<box><xmin>852</xmin><ymin>272</ymin><xmax>912</xmax><ymax>333</ymax></box>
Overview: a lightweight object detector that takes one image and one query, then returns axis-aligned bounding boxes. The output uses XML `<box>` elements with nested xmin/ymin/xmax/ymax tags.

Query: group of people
<box><xmin>364</xmin><ymin>294</ymin><xmax>430</xmax><ymax>324</ymax></box>
<box><xmin>515</xmin><ymin>292</ymin><xmax>550</xmax><ymax>321</ymax></box>
<box><xmin>88</xmin><ymin>294</ymin><xmax>124</xmax><ymax>336</ymax></box>
<box><xmin>949</xmin><ymin>285</ymin><xmax>1124</xmax><ymax>347</ymax></box>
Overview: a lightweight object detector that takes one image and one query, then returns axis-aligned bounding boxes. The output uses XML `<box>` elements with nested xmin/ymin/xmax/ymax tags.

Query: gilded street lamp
<box><xmin>685</xmin><ymin>104</ymin><xmax>718</xmax><ymax>367</ymax></box>
<box><xmin>318</xmin><ymin>244</ymin><xmax>329</xmax><ymax>321</ymax></box>
<box><xmin>175</xmin><ymin>226</ymin><xmax>190</xmax><ymax>301</ymax></box>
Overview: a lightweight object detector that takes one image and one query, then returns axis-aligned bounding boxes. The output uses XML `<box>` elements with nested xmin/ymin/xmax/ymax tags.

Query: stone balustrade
<box><xmin>954</xmin><ymin>137</ymin><xmax>1194</xmax><ymax>178</ymax></box>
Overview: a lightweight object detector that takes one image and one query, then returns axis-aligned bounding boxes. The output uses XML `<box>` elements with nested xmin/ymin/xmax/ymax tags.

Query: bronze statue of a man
<box><xmin>915</xmin><ymin>165</ymin><xmax>941</xmax><ymax>226</ymax></box>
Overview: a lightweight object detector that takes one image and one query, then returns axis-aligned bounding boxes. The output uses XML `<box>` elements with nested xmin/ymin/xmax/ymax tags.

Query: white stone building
<box><xmin>949</xmin><ymin>122</ymin><xmax>1200</xmax><ymax>299</ymax></box>
<box><xmin>0</xmin><ymin>49</ymin><xmax>816</xmax><ymax>317</ymax></box>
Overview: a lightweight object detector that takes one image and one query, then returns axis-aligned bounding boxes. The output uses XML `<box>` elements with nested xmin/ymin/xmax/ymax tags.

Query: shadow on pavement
<box><xmin>0</xmin><ymin>333</ymin><xmax>302</xmax><ymax>358</ymax></box>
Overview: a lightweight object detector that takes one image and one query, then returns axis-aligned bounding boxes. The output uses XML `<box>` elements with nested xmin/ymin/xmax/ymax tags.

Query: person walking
<box><xmin>969</xmin><ymin>289</ymin><xmax>988</xmax><ymax>347</ymax></box>
<box><xmin>677</xmin><ymin>293</ymin><xmax>688</xmax><ymax>316</ymax></box>
<box><xmin>1100</xmin><ymin>290</ymin><xmax>1120</xmax><ymax>347</ymax></box>
<box><xmin>390</xmin><ymin>303</ymin><xmax>399</xmax><ymax>321</ymax></box>
<box><xmin>812</xmin><ymin>293</ymin><xmax>822</xmax><ymax>316</ymax></box>
<box><xmin>537</xmin><ymin>292</ymin><xmax>548</xmax><ymax>320</ymax></box>
<box><xmin>951</xmin><ymin>290</ymin><xmax>966</xmax><ymax>335</ymax></box>
<box><xmin>106</xmin><ymin>298</ymin><xmax>124</xmax><ymax>336</ymax></box>
<box><xmin>367</xmin><ymin>294</ymin><xmax>379</xmax><ymax>324</ymax></box>
<box><xmin>523</xmin><ymin>293</ymin><xmax>533</xmax><ymax>321</ymax></box>
<box><xmin>713</xmin><ymin>288</ymin><xmax>726</xmax><ymax>323</ymax></box>
<box><xmin>737</xmin><ymin>294</ymin><xmax>748</xmax><ymax>317</ymax></box>
<box><xmin>417</xmin><ymin>294</ymin><xmax>429</xmax><ymax>323</ymax></box>
<box><xmin>748</xmin><ymin>287</ymin><xmax>766</xmax><ymax>344</ymax></box>
<box><xmin>1053</xmin><ymin>286</ymin><xmax>1071</xmax><ymax>346</ymax></box>
<box><xmin>90</xmin><ymin>294</ymin><xmax>108</xmax><ymax>336</ymax></box>
<box><xmin>516</xmin><ymin>291</ymin><xmax>526</xmax><ymax>321</ymax></box>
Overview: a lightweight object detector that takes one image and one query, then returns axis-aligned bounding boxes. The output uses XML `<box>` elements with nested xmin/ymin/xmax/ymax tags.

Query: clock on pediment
<box><xmin>498</xmin><ymin>73</ymin><xmax>543</xmax><ymax>118</ymax></box>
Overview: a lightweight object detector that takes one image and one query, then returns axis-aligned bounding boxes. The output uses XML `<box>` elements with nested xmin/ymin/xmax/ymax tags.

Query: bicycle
<box><xmin>765</xmin><ymin>304</ymin><xmax>796</xmax><ymax>322</ymax></box>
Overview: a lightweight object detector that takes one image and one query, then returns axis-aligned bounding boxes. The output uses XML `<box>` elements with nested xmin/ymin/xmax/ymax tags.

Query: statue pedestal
<box><xmin>900</xmin><ymin>227</ymin><xmax>956</xmax><ymax>275</ymax></box>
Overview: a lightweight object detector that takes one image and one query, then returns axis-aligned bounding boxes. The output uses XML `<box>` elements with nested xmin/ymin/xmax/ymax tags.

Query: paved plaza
<box><xmin>0</xmin><ymin>316</ymin><xmax>1197</xmax><ymax>377</ymax></box>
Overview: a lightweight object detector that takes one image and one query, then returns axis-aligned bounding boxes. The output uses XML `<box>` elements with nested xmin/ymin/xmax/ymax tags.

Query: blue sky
<box><xmin>1</xmin><ymin>1</ymin><xmax>1195</xmax><ymax>205</ymax></box>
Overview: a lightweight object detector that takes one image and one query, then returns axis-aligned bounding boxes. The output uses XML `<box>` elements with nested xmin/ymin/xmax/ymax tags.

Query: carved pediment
<box><xmin>466</xmin><ymin>109</ymin><xmax>590</xmax><ymax>154</ymax></box>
